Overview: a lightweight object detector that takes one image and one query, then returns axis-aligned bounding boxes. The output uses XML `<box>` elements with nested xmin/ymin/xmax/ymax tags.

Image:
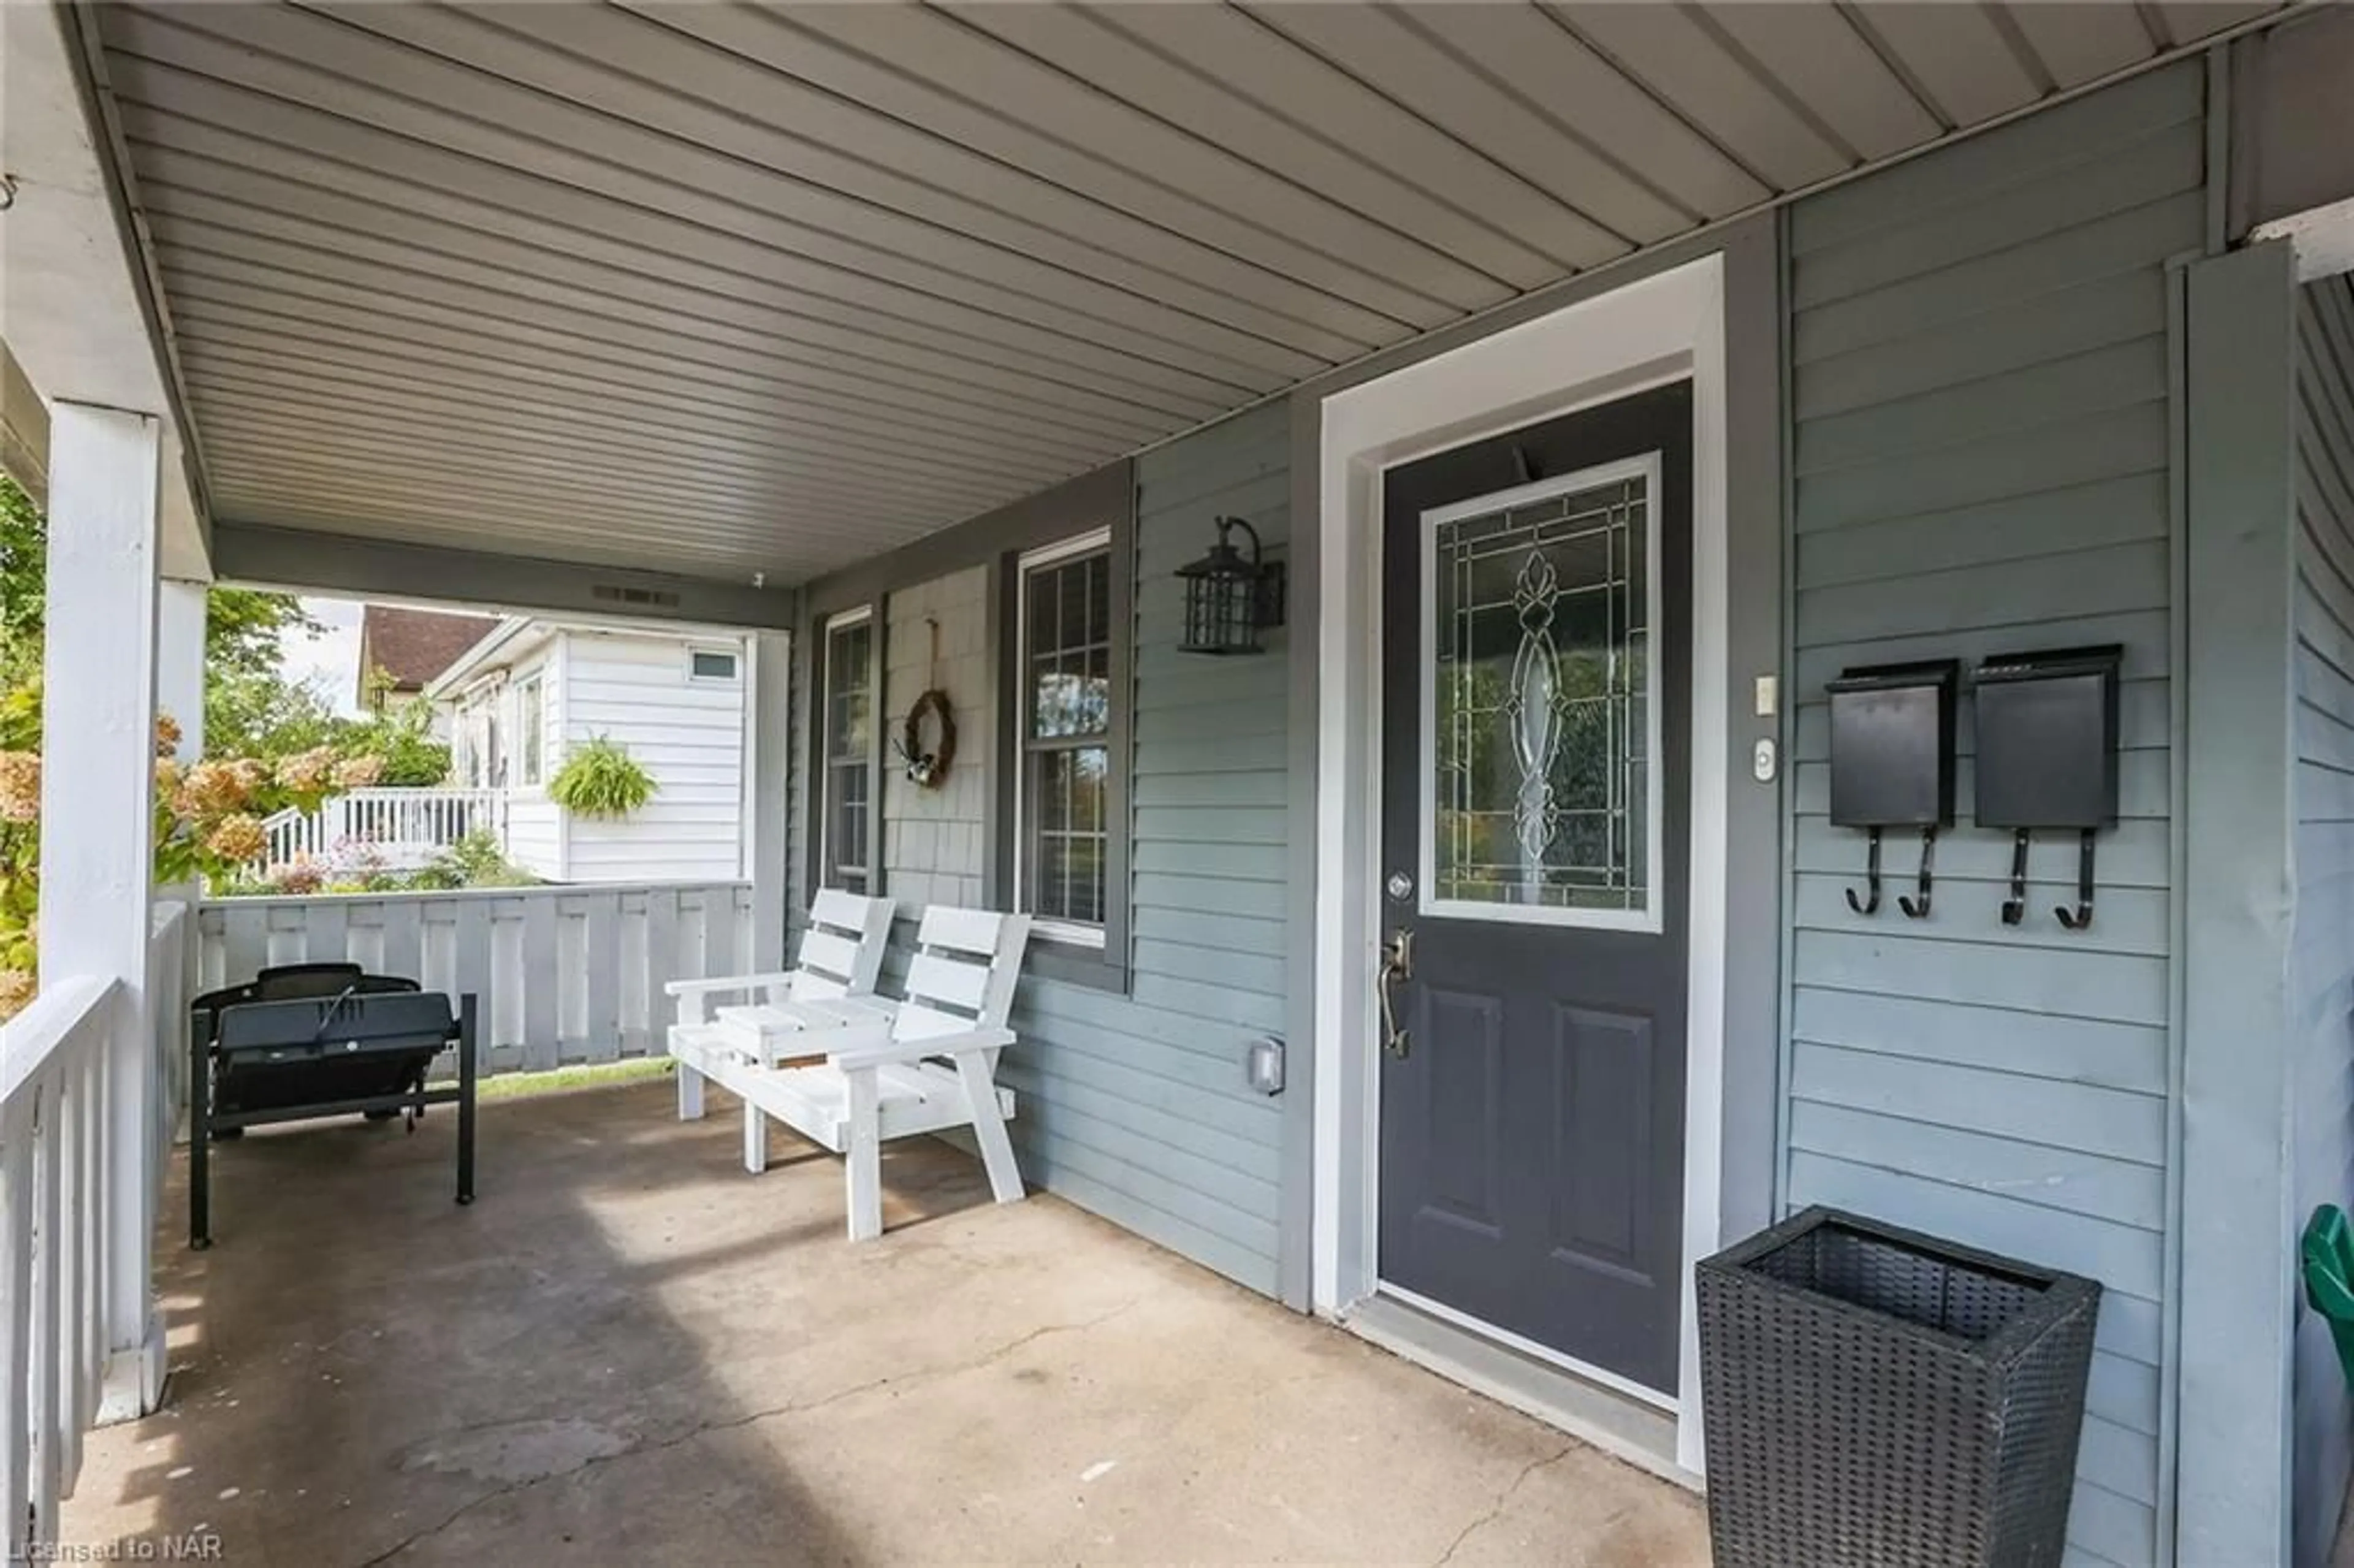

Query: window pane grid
<box><xmin>1022</xmin><ymin>547</ymin><xmax>1113</xmax><ymax>931</ymax></box>
<box><xmin>821</xmin><ymin>618</ymin><xmax>874</xmax><ymax>892</ymax></box>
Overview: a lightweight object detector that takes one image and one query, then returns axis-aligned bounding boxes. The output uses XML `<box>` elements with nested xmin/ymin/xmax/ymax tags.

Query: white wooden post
<box><xmin>36</xmin><ymin>403</ymin><xmax>164</xmax><ymax>1421</ymax></box>
<box><xmin>155</xmin><ymin>580</ymin><xmax>205</xmax><ymax>763</ymax></box>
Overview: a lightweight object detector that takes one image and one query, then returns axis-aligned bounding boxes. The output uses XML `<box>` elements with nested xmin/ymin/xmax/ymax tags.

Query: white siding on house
<box><xmin>557</xmin><ymin>629</ymin><xmax>747</xmax><ymax>883</ymax></box>
<box><xmin>501</xmin><ymin>799</ymin><xmax>564</xmax><ymax>882</ymax></box>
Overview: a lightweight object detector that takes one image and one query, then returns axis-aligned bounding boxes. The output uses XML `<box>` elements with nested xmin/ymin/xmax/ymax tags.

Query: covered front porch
<box><xmin>60</xmin><ymin>1075</ymin><xmax>1699</xmax><ymax>1565</ymax></box>
<box><xmin>12</xmin><ymin>2</ymin><xmax>2354</xmax><ymax>1565</ymax></box>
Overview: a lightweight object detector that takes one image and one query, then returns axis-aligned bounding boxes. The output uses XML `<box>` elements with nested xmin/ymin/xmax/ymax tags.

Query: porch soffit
<box><xmin>84</xmin><ymin>1</ymin><xmax>2301</xmax><ymax>587</ymax></box>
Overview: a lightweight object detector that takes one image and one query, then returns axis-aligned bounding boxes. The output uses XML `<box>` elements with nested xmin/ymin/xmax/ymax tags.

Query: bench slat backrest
<box><xmin>892</xmin><ymin>909</ymin><xmax>1032</xmax><ymax>1056</ymax></box>
<box><xmin>789</xmin><ymin>891</ymin><xmax>895</xmax><ymax>1001</ymax></box>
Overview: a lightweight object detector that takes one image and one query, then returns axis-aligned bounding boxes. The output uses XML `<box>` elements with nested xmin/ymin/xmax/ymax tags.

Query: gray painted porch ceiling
<box><xmin>91</xmin><ymin>1</ymin><xmax>2292</xmax><ymax>584</ymax></box>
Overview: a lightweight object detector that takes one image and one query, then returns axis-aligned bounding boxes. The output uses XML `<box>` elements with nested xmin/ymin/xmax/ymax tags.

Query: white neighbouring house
<box><xmin>429</xmin><ymin>617</ymin><xmax>753</xmax><ymax>885</ymax></box>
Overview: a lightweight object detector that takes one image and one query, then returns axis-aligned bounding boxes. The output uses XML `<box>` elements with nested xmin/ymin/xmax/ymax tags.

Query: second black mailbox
<box><xmin>1826</xmin><ymin>660</ymin><xmax>1959</xmax><ymax>919</ymax></box>
<box><xmin>1972</xmin><ymin>645</ymin><xmax>2122</xmax><ymax>931</ymax></box>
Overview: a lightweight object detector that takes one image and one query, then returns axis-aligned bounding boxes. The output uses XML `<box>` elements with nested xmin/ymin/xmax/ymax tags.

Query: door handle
<box><xmin>1377</xmin><ymin>927</ymin><xmax>1414</xmax><ymax>1059</ymax></box>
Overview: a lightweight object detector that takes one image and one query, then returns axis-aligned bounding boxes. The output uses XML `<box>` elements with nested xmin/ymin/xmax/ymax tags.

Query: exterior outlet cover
<box><xmin>1246</xmin><ymin>1036</ymin><xmax>1285</xmax><ymax>1095</ymax></box>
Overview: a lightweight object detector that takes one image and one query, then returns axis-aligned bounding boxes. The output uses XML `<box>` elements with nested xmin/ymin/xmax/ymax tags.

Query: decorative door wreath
<box><xmin>897</xmin><ymin>688</ymin><xmax>956</xmax><ymax>788</ymax></box>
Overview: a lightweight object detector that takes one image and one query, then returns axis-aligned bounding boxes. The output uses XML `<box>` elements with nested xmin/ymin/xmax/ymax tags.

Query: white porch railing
<box><xmin>0</xmin><ymin>901</ymin><xmax>187</xmax><ymax>1558</ymax></box>
<box><xmin>197</xmin><ymin>881</ymin><xmax>753</xmax><ymax>1075</ymax></box>
<box><xmin>255</xmin><ymin>786</ymin><xmax>502</xmax><ymax>872</ymax></box>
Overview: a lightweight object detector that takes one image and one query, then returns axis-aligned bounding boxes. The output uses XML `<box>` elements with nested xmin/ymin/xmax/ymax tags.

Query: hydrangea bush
<box><xmin>0</xmin><ymin>705</ymin><xmax>381</xmax><ymax>1022</ymax></box>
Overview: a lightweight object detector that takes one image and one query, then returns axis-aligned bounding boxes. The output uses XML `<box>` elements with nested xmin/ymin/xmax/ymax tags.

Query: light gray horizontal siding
<box><xmin>783</xmin><ymin>409</ymin><xmax>1295</xmax><ymax>1296</ymax></box>
<box><xmin>2292</xmin><ymin>270</ymin><xmax>2354</xmax><ymax>1568</ymax></box>
<box><xmin>1784</xmin><ymin>63</ymin><xmax>2200</xmax><ymax>1567</ymax></box>
<box><xmin>1002</xmin><ymin>407</ymin><xmax>1292</xmax><ymax>1295</ymax></box>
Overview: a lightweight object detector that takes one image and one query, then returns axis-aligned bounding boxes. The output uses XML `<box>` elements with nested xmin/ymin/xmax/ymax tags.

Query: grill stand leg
<box><xmin>189</xmin><ymin>1014</ymin><xmax>212</xmax><ymax>1251</ymax></box>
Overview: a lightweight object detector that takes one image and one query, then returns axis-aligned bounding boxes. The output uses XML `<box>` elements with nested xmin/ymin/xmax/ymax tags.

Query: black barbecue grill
<box><xmin>189</xmin><ymin>973</ymin><xmax>479</xmax><ymax>1249</ymax></box>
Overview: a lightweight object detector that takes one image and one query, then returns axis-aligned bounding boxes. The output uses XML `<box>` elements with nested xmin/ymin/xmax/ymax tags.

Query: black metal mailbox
<box><xmin>1973</xmin><ymin>647</ymin><xmax>2122</xmax><ymax>830</ymax></box>
<box><xmin>1827</xmin><ymin>661</ymin><xmax>1959</xmax><ymax>829</ymax></box>
<box><xmin>1826</xmin><ymin>661</ymin><xmax>1959</xmax><ymax>918</ymax></box>
<box><xmin>1972</xmin><ymin>645</ymin><xmax>2123</xmax><ymax>931</ymax></box>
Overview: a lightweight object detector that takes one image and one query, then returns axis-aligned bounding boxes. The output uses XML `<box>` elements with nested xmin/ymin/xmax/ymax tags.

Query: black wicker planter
<box><xmin>1697</xmin><ymin>1206</ymin><xmax>2101</xmax><ymax>1568</ymax></box>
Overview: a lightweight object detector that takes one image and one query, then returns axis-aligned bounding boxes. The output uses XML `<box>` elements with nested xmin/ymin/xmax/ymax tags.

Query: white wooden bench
<box><xmin>665</xmin><ymin>888</ymin><xmax>894</xmax><ymax>1126</ymax></box>
<box><xmin>668</xmin><ymin>906</ymin><xmax>1034</xmax><ymax>1240</ymax></box>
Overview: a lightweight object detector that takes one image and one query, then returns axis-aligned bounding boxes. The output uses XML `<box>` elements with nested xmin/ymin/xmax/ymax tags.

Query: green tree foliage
<box><xmin>339</xmin><ymin>682</ymin><xmax>451</xmax><ymax>786</ymax></box>
<box><xmin>1</xmin><ymin>473</ymin><xmax>47</xmax><ymax>682</ymax></box>
<box><xmin>1</xmin><ymin>471</ymin><xmax>449</xmax><ymax>781</ymax></box>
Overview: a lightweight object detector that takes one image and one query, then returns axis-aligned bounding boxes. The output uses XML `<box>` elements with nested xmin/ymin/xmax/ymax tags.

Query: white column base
<box><xmin>95</xmin><ymin>1306</ymin><xmax>166</xmax><ymax>1425</ymax></box>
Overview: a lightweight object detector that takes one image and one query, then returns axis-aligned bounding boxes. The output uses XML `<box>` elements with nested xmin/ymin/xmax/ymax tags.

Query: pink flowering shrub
<box><xmin>0</xmin><ymin>696</ymin><xmax>383</xmax><ymax>1022</ymax></box>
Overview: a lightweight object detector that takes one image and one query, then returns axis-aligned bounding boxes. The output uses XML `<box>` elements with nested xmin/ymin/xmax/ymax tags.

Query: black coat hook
<box><xmin>1846</xmin><ymin>826</ymin><xmax>1883</xmax><ymax>916</ymax></box>
<box><xmin>2001</xmin><ymin>829</ymin><xmax>2032</xmax><ymax>925</ymax></box>
<box><xmin>2055</xmin><ymin>829</ymin><xmax>2098</xmax><ymax>931</ymax></box>
<box><xmin>1898</xmin><ymin>826</ymin><xmax>1937</xmax><ymax>919</ymax></box>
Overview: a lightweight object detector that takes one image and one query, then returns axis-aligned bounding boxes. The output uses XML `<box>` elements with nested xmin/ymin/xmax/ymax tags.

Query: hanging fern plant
<box><xmin>549</xmin><ymin>735</ymin><xmax>658</xmax><ymax>819</ymax></box>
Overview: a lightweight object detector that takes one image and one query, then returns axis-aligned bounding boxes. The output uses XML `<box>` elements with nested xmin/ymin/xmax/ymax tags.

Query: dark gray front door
<box><xmin>1377</xmin><ymin>382</ymin><xmax>1693</xmax><ymax>1395</ymax></box>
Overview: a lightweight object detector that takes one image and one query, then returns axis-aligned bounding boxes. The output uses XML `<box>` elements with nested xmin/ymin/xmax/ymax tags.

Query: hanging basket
<box><xmin>896</xmin><ymin>688</ymin><xmax>956</xmax><ymax>788</ymax></box>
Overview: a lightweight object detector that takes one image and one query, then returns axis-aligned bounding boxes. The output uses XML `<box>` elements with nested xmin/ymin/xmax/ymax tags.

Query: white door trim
<box><xmin>1310</xmin><ymin>253</ymin><xmax>1729</xmax><ymax>1478</ymax></box>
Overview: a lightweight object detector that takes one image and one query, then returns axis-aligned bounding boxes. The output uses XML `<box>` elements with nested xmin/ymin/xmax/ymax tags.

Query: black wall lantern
<box><xmin>1177</xmin><ymin>515</ymin><xmax>1286</xmax><ymax>656</ymax></box>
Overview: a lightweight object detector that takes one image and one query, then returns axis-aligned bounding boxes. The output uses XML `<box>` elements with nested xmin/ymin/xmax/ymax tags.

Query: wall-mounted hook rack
<box><xmin>2001</xmin><ymin>829</ymin><xmax>2032</xmax><ymax>926</ymax></box>
<box><xmin>1846</xmin><ymin>827</ymin><xmax>1883</xmax><ymax>916</ymax></box>
<box><xmin>2055</xmin><ymin>829</ymin><xmax>2098</xmax><ymax>930</ymax></box>
<box><xmin>1898</xmin><ymin>826</ymin><xmax>1938</xmax><ymax>919</ymax></box>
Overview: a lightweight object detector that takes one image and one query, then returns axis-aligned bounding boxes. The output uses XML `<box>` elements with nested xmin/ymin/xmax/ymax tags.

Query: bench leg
<box><xmin>955</xmin><ymin>1052</ymin><xmax>1025</xmax><ymax>1207</ymax></box>
<box><xmin>455</xmin><ymin>997</ymin><xmax>478</xmax><ymax>1206</ymax></box>
<box><xmin>844</xmin><ymin>1065</ymin><xmax>882</xmax><ymax>1242</ymax></box>
<box><xmin>741</xmin><ymin>1099</ymin><xmax>767</xmax><ymax>1174</ymax></box>
<box><xmin>676</xmin><ymin>1061</ymin><xmax>704</xmax><ymax>1122</ymax></box>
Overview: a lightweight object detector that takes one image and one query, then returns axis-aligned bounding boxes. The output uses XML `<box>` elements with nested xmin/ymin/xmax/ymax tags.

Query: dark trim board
<box><xmin>211</xmin><ymin>520</ymin><xmax>799</xmax><ymax>630</ymax></box>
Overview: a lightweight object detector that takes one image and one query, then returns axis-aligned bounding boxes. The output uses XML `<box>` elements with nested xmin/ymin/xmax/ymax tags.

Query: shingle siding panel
<box><xmin>2291</xmin><ymin>270</ymin><xmax>2354</xmax><ymax>1568</ymax></box>
<box><xmin>1785</xmin><ymin>62</ymin><xmax>2201</xmax><ymax>1566</ymax></box>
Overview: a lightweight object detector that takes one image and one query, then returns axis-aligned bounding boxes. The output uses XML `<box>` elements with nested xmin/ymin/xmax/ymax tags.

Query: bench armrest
<box><xmin>664</xmin><ymin>972</ymin><xmax>797</xmax><ymax>1000</ymax></box>
<box><xmin>829</xmin><ymin>1026</ymin><xmax>1015</xmax><ymax>1071</ymax></box>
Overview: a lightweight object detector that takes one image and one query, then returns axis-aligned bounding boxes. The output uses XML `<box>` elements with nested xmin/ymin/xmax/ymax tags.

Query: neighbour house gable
<box><xmin>355</xmin><ymin>604</ymin><xmax>500</xmax><ymax>706</ymax></box>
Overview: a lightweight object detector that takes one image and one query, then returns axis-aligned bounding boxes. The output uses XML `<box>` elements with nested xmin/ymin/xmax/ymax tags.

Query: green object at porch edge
<box><xmin>2301</xmin><ymin>1205</ymin><xmax>2354</xmax><ymax>1388</ymax></box>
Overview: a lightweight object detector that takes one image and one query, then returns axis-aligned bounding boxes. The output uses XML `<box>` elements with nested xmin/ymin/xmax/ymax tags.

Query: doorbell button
<box><xmin>1752</xmin><ymin>738</ymin><xmax>1777</xmax><ymax>783</ymax></box>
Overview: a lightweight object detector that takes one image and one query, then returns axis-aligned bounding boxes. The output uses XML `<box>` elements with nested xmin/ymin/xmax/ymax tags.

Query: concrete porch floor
<box><xmin>60</xmin><ymin>1076</ymin><xmax>1704</xmax><ymax>1566</ymax></box>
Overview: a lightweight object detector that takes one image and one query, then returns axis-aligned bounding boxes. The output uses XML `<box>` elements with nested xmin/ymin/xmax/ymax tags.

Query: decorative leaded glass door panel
<box><xmin>1377</xmin><ymin>385</ymin><xmax>1693</xmax><ymax>1398</ymax></box>
<box><xmin>1422</xmin><ymin>455</ymin><xmax>1661</xmax><ymax>931</ymax></box>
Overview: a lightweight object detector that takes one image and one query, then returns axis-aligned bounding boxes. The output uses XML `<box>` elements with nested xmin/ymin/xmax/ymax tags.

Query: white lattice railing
<box><xmin>255</xmin><ymin>787</ymin><xmax>502</xmax><ymax>872</ymax></box>
<box><xmin>0</xmin><ymin>902</ymin><xmax>188</xmax><ymax>1558</ymax></box>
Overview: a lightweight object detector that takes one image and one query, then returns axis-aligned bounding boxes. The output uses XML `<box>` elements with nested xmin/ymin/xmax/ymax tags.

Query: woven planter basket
<box><xmin>1697</xmin><ymin>1206</ymin><xmax>2100</xmax><ymax>1568</ymax></box>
